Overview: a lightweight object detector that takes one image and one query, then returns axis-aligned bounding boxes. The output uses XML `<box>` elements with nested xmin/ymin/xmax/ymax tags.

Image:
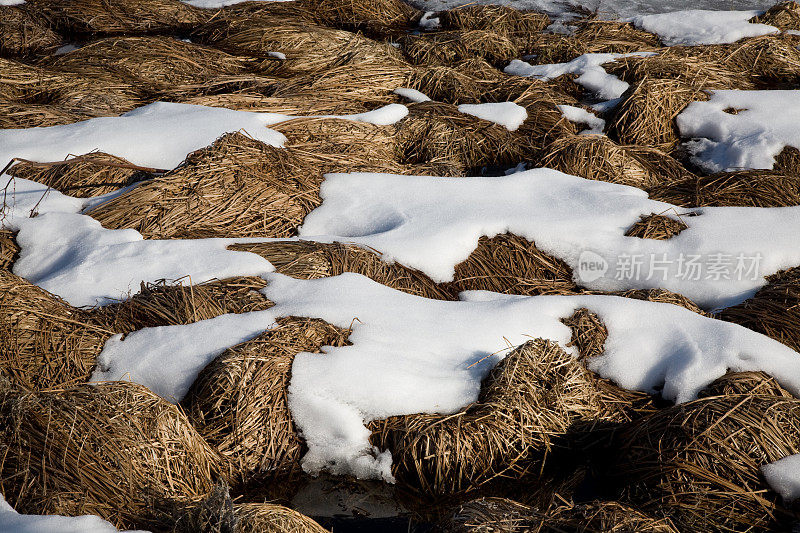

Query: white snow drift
<box><xmin>630</xmin><ymin>10</ymin><xmax>778</xmax><ymax>46</ymax></box>
<box><xmin>762</xmin><ymin>454</ymin><xmax>800</xmax><ymax>504</ymax></box>
<box><xmin>677</xmin><ymin>90</ymin><xmax>800</xmax><ymax>172</ymax></box>
<box><xmin>0</xmin><ymin>496</ymin><xmax>147</xmax><ymax>533</ymax></box>
<box><xmin>457</xmin><ymin>102</ymin><xmax>528</xmax><ymax>131</ymax></box>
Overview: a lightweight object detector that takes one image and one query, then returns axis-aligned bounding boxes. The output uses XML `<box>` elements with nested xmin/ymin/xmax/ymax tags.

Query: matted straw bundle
<box><xmin>624</xmin><ymin>213</ymin><xmax>687</xmax><ymax>240</ymax></box>
<box><xmin>444</xmin><ymin>234</ymin><xmax>578</xmax><ymax>296</ymax></box>
<box><xmin>523</xmin><ymin>32</ymin><xmax>588</xmax><ymax>63</ymax></box>
<box><xmin>300</xmin><ymin>0</ymin><xmax>418</xmax><ymax>37</ymax></box>
<box><xmin>717</xmin><ymin>266</ymin><xmax>800</xmax><ymax>352</ymax></box>
<box><xmin>0</xmin><ymin>379</ymin><xmax>231</xmax><ymax>530</ymax></box>
<box><xmin>699</xmin><ymin>371</ymin><xmax>793</xmax><ymax>398</ymax></box>
<box><xmin>185</xmin><ymin>317</ymin><xmax>350</xmax><ymax>483</ymax></box>
<box><xmin>574</xmin><ymin>21</ymin><xmax>661</xmax><ymax>54</ymax></box>
<box><xmin>45</xmin><ymin>36</ymin><xmax>274</xmax><ymax>88</ymax></box>
<box><xmin>609</xmin><ymin>78</ymin><xmax>707</xmax><ymax>150</ymax></box>
<box><xmin>751</xmin><ymin>1</ymin><xmax>800</xmax><ymax>31</ymax></box>
<box><xmin>8</xmin><ymin>153</ymin><xmax>156</xmax><ymax>198</ymax></box>
<box><xmin>0</xmin><ymin>5</ymin><xmax>62</xmax><ymax>58</ymax></box>
<box><xmin>88</xmin><ymin>121</ymin><xmax>402</xmax><ymax>239</ymax></box>
<box><xmin>604</xmin><ymin>52</ymin><xmax>756</xmax><ymax>90</ymax></box>
<box><xmin>195</xmin><ymin>18</ymin><xmax>407</xmax><ymax>75</ymax></box>
<box><xmin>397</xmin><ymin>101</ymin><xmax>537</xmax><ymax>174</ymax></box>
<box><xmin>448</xmin><ymin>498</ymin><xmax>679</xmax><ymax>533</ymax></box>
<box><xmin>180</xmin><ymin>93</ymin><xmax>373</xmax><ymax>116</ymax></box>
<box><xmin>94</xmin><ymin>276</ymin><xmax>272</xmax><ymax>335</ymax></box>
<box><xmin>24</xmin><ymin>0</ymin><xmax>208</xmax><ymax>36</ymax></box>
<box><xmin>648</xmin><ymin>170</ymin><xmax>800</xmax><ymax>207</ymax></box>
<box><xmin>229</xmin><ymin>241</ymin><xmax>452</xmax><ymax>300</ymax></box>
<box><xmin>399</xmin><ymin>30</ymin><xmax>520</xmax><ymax>67</ymax></box>
<box><xmin>0</xmin><ymin>231</ymin><xmax>20</xmax><ymax>272</ymax></box>
<box><xmin>86</xmin><ymin>133</ymin><xmax>320</xmax><ymax>239</ymax></box>
<box><xmin>0</xmin><ymin>271</ymin><xmax>111</xmax><ymax>391</ymax></box>
<box><xmin>607</xmin><ymin>395</ymin><xmax>800</xmax><ymax>532</ymax></box>
<box><xmin>369</xmin><ymin>339</ymin><xmax>648</xmax><ymax>495</ymax></box>
<box><xmin>405</xmin><ymin>58</ymin><xmax>517</xmax><ymax>104</ymax></box>
<box><xmin>700</xmin><ymin>34</ymin><xmax>800</xmax><ymax>85</ymax></box>
<box><xmin>436</xmin><ymin>5</ymin><xmax>550</xmax><ymax>36</ymax></box>
<box><xmin>542</xmin><ymin>135</ymin><xmax>690</xmax><ymax>189</ymax></box>
<box><xmin>235</xmin><ymin>502</ymin><xmax>328</xmax><ymax>533</ymax></box>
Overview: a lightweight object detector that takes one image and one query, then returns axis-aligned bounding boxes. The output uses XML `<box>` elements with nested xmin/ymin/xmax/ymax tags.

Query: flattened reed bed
<box><xmin>573</xmin><ymin>20</ymin><xmax>661</xmax><ymax>54</ymax></box>
<box><xmin>624</xmin><ymin>213</ymin><xmax>687</xmax><ymax>240</ymax></box>
<box><xmin>179</xmin><ymin>93</ymin><xmax>373</xmax><ymax>116</ymax></box>
<box><xmin>523</xmin><ymin>32</ymin><xmax>588</xmax><ymax>64</ymax></box>
<box><xmin>716</xmin><ymin>266</ymin><xmax>800</xmax><ymax>352</ymax></box>
<box><xmin>647</xmin><ymin>170</ymin><xmax>800</xmax><ymax>207</ymax></box>
<box><xmin>0</xmin><ymin>271</ymin><xmax>112</xmax><ymax>391</ymax></box>
<box><xmin>184</xmin><ymin>317</ymin><xmax>350</xmax><ymax>484</ymax></box>
<box><xmin>604</xmin><ymin>53</ymin><xmax>756</xmax><ymax>90</ymax></box>
<box><xmin>300</xmin><ymin>0</ymin><xmax>419</xmax><ymax>38</ymax></box>
<box><xmin>0</xmin><ymin>5</ymin><xmax>62</xmax><ymax>58</ymax></box>
<box><xmin>448</xmin><ymin>497</ymin><xmax>679</xmax><ymax>533</ymax></box>
<box><xmin>0</xmin><ymin>378</ymin><xmax>231</xmax><ymax>530</ymax></box>
<box><xmin>8</xmin><ymin>153</ymin><xmax>157</xmax><ymax>198</ymax></box>
<box><xmin>699</xmin><ymin>371</ymin><xmax>794</xmax><ymax>398</ymax></box>
<box><xmin>606</xmin><ymin>395</ymin><xmax>800</xmax><ymax>532</ymax></box>
<box><xmin>399</xmin><ymin>30</ymin><xmax>520</xmax><ymax>68</ymax></box>
<box><xmin>542</xmin><ymin>135</ymin><xmax>692</xmax><ymax>189</ymax></box>
<box><xmin>369</xmin><ymin>339</ymin><xmax>652</xmax><ymax>496</ymax></box>
<box><xmin>44</xmin><ymin>36</ymin><xmax>277</xmax><ymax>88</ymax></box>
<box><xmin>24</xmin><ymin>0</ymin><xmax>209</xmax><ymax>37</ymax></box>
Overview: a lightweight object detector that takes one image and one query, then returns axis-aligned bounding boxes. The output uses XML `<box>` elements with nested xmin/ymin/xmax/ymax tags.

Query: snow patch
<box><xmin>0</xmin><ymin>495</ymin><xmax>147</xmax><ymax>533</ymax></box>
<box><xmin>182</xmin><ymin>0</ymin><xmax>290</xmax><ymax>7</ymax></box>
<box><xmin>457</xmin><ymin>102</ymin><xmax>528</xmax><ymax>131</ymax></box>
<box><xmin>394</xmin><ymin>87</ymin><xmax>431</xmax><ymax>103</ymax></box>
<box><xmin>677</xmin><ymin>90</ymin><xmax>800</xmax><ymax>172</ymax></box>
<box><xmin>557</xmin><ymin>104</ymin><xmax>606</xmax><ymax>134</ymax></box>
<box><xmin>630</xmin><ymin>10</ymin><xmax>778</xmax><ymax>46</ymax></box>
<box><xmin>762</xmin><ymin>454</ymin><xmax>800</xmax><ymax>504</ymax></box>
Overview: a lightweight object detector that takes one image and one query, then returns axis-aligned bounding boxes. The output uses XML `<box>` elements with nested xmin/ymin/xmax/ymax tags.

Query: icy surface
<box><xmin>299</xmin><ymin>169</ymin><xmax>800</xmax><ymax>309</ymax></box>
<box><xmin>1</xmin><ymin>178</ymin><xmax>274</xmax><ymax>307</ymax></box>
<box><xmin>558</xmin><ymin>104</ymin><xmax>606</xmax><ymax>134</ymax></box>
<box><xmin>505</xmin><ymin>53</ymin><xmax>654</xmax><ymax>101</ymax></box>
<box><xmin>762</xmin><ymin>454</ymin><xmax>800</xmax><ymax>503</ymax></box>
<box><xmin>91</xmin><ymin>310</ymin><xmax>276</xmax><ymax>402</ymax></box>
<box><xmin>260</xmin><ymin>272</ymin><xmax>800</xmax><ymax>481</ymax></box>
<box><xmin>677</xmin><ymin>90</ymin><xmax>800</xmax><ymax>172</ymax></box>
<box><xmin>0</xmin><ymin>102</ymin><xmax>288</xmax><ymax>170</ymax></box>
<box><xmin>630</xmin><ymin>10</ymin><xmax>778</xmax><ymax>46</ymax></box>
<box><xmin>0</xmin><ymin>495</ymin><xmax>147</xmax><ymax>533</ymax></box>
<box><xmin>457</xmin><ymin>102</ymin><xmax>528</xmax><ymax>131</ymax></box>
<box><xmin>394</xmin><ymin>88</ymin><xmax>431</xmax><ymax>103</ymax></box>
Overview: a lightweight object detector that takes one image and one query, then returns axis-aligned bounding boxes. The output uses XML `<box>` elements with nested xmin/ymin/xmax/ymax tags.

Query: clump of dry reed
<box><xmin>574</xmin><ymin>20</ymin><xmax>661</xmax><ymax>53</ymax></box>
<box><xmin>445</xmin><ymin>234</ymin><xmax>578</xmax><ymax>296</ymax></box>
<box><xmin>8</xmin><ymin>153</ymin><xmax>156</xmax><ymax>198</ymax></box>
<box><xmin>185</xmin><ymin>317</ymin><xmax>350</xmax><ymax>483</ymax></box>
<box><xmin>44</xmin><ymin>36</ymin><xmax>276</xmax><ymax>90</ymax></box>
<box><xmin>0</xmin><ymin>5</ymin><xmax>62</xmax><ymax>58</ymax></box>
<box><xmin>699</xmin><ymin>371</ymin><xmax>793</xmax><ymax>398</ymax></box>
<box><xmin>87</xmin><ymin>128</ymin><xmax>395</xmax><ymax>239</ymax></box>
<box><xmin>235</xmin><ymin>502</ymin><xmax>329</xmax><ymax>533</ymax></box>
<box><xmin>699</xmin><ymin>34</ymin><xmax>800</xmax><ymax>85</ymax></box>
<box><xmin>716</xmin><ymin>266</ymin><xmax>800</xmax><ymax>352</ymax></box>
<box><xmin>542</xmin><ymin>135</ymin><xmax>692</xmax><ymax>189</ymax></box>
<box><xmin>648</xmin><ymin>170</ymin><xmax>800</xmax><ymax>207</ymax></box>
<box><xmin>448</xmin><ymin>497</ymin><xmax>679</xmax><ymax>533</ymax></box>
<box><xmin>24</xmin><ymin>0</ymin><xmax>209</xmax><ymax>36</ymax></box>
<box><xmin>624</xmin><ymin>213</ymin><xmax>687</xmax><ymax>240</ymax></box>
<box><xmin>609</xmin><ymin>78</ymin><xmax>707</xmax><ymax>150</ymax></box>
<box><xmin>437</xmin><ymin>5</ymin><xmax>550</xmax><ymax>36</ymax></box>
<box><xmin>399</xmin><ymin>30</ymin><xmax>520</xmax><ymax>67</ymax></box>
<box><xmin>396</xmin><ymin>101</ymin><xmax>525</xmax><ymax>174</ymax></box>
<box><xmin>751</xmin><ymin>1</ymin><xmax>800</xmax><ymax>30</ymax></box>
<box><xmin>605</xmin><ymin>52</ymin><xmax>756</xmax><ymax>90</ymax></box>
<box><xmin>606</xmin><ymin>395</ymin><xmax>800</xmax><ymax>532</ymax></box>
<box><xmin>523</xmin><ymin>32</ymin><xmax>588</xmax><ymax>63</ymax></box>
<box><xmin>300</xmin><ymin>0</ymin><xmax>419</xmax><ymax>38</ymax></box>
<box><xmin>0</xmin><ymin>378</ymin><xmax>232</xmax><ymax>530</ymax></box>
<box><xmin>0</xmin><ymin>58</ymin><xmax>143</xmax><ymax>127</ymax></box>
<box><xmin>0</xmin><ymin>271</ymin><xmax>112</xmax><ymax>391</ymax></box>
<box><xmin>181</xmin><ymin>92</ymin><xmax>374</xmax><ymax>116</ymax></box>
<box><xmin>369</xmin><ymin>339</ymin><xmax>648</xmax><ymax>496</ymax></box>
<box><xmin>229</xmin><ymin>241</ymin><xmax>453</xmax><ymax>300</ymax></box>
<box><xmin>0</xmin><ymin>231</ymin><xmax>20</xmax><ymax>271</ymax></box>
<box><xmin>93</xmin><ymin>276</ymin><xmax>272</xmax><ymax>335</ymax></box>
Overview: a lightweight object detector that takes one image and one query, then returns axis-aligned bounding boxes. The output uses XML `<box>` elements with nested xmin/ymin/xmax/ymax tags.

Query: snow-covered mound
<box><xmin>0</xmin><ymin>495</ymin><xmax>147</xmax><ymax>533</ymax></box>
